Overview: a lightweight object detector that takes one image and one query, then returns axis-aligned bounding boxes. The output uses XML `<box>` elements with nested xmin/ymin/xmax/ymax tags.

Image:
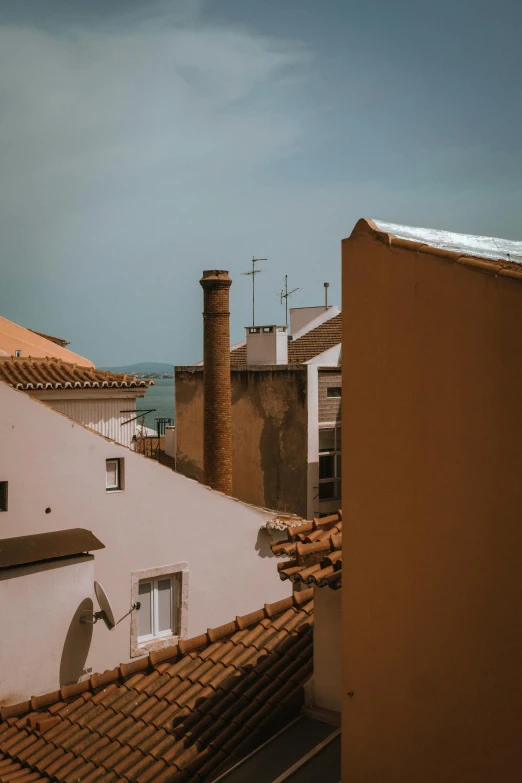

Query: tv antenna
<box><xmin>80</xmin><ymin>581</ymin><xmax>140</xmax><ymax>631</ymax></box>
<box><xmin>242</xmin><ymin>257</ymin><xmax>267</xmax><ymax>327</ymax></box>
<box><xmin>280</xmin><ymin>275</ymin><xmax>299</xmax><ymax>327</ymax></box>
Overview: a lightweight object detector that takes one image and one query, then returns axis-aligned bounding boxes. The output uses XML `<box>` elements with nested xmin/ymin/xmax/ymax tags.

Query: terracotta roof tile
<box><xmin>0</xmin><ymin>357</ymin><xmax>154</xmax><ymax>392</ymax></box>
<box><xmin>0</xmin><ymin>590</ymin><xmax>313</xmax><ymax>782</ymax></box>
<box><xmin>28</xmin><ymin>331</ymin><xmax>70</xmax><ymax>348</ymax></box>
<box><xmin>271</xmin><ymin>511</ymin><xmax>343</xmax><ymax>589</ymax></box>
<box><xmin>231</xmin><ymin>313</ymin><xmax>342</xmax><ymax>366</ymax></box>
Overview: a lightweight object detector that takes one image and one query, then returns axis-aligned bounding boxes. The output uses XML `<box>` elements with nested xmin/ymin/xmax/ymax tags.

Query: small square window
<box><xmin>106</xmin><ymin>459</ymin><xmax>124</xmax><ymax>491</ymax></box>
<box><xmin>0</xmin><ymin>482</ymin><xmax>7</xmax><ymax>512</ymax></box>
<box><xmin>319</xmin><ymin>428</ymin><xmax>335</xmax><ymax>453</ymax></box>
<box><xmin>326</xmin><ymin>387</ymin><xmax>341</xmax><ymax>398</ymax></box>
<box><xmin>138</xmin><ymin>576</ymin><xmax>177</xmax><ymax>641</ymax></box>
<box><xmin>15</xmin><ymin>350</ymin><xmax>22</xmax><ymax>358</ymax></box>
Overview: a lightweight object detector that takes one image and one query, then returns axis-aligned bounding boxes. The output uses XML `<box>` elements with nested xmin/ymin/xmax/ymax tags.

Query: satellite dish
<box><xmin>94</xmin><ymin>581</ymin><xmax>116</xmax><ymax>630</ymax></box>
<box><xmin>80</xmin><ymin>582</ymin><xmax>140</xmax><ymax>630</ymax></box>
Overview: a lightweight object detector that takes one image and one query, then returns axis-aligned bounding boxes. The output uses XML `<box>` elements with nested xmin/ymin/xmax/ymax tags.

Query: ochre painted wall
<box><xmin>341</xmin><ymin>220</ymin><xmax>522</xmax><ymax>782</ymax></box>
<box><xmin>175</xmin><ymin>366</ymin><xmax>308</xmax><ymax>517</ymax></box>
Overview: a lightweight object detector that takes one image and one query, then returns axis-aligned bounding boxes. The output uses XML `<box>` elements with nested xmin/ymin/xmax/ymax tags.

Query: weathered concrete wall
<box><xmin>175</xmin><ymin>370</ymin><xmax>205</xmax><ymax>484</ymax></box>
<box><xmin>175</xmin><ymin>366</ymin><xmax>308</xmax><ymax>517</ymax></box>
<box><xmin>341</xmin><ymin>218</ymin><xmax>522</xmax><ymax>783</ymax></box>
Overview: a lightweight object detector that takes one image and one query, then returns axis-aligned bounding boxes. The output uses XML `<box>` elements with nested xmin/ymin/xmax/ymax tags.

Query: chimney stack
<box><xmin>200</xmin><ymin>270</ymin><xmax>233</xmax><ymax>495</ymax></box>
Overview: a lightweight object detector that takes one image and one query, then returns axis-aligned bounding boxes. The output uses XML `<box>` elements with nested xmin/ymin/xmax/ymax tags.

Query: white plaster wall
<box><xmin>164</xmin><ymin>426</ymin><xmax>176</xmax><ymax>458</ymax></box>
<box><xmin>305</xmin><ymin>344</ymin><xmax>341</xmax><ymax>366</ymax></box>
<box><xmin>31</xmin><ymin>393</ymin><xmax>138</xmax><ymax>448</ymax></box>
<box><xmin>0</xmin><ymin>557</ymin><xmax>95</xmax><ymax>704</ymax></box>
<box><xmin>312</xmin><ymin>587</ymin><xmax>342</xmax><ymax>714</ymax></box>
<box><xmin>0</xmin><ymin>382</ymin><xmax>290</xmax><ymax>703</ymax></box>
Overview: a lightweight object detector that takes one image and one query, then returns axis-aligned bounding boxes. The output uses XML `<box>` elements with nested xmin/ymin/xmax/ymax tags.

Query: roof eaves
<box><xmin>0</xmin><ymin>587</ymin><xmax>314</xmax><ymax>722</ymax></box>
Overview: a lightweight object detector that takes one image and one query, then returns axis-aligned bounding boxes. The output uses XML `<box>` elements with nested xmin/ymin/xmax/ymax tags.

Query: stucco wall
<box><xmin>312</xmin><ymin>587</ymin><xmax>342</xmax><ymax>714</ymax></box>
<box><xmin>175</xmin><ymin>366</ymin><xmax>309</xmax><ymax>517</ymax></box>
<box><xmin>0</xmin><ymin>382</ymin><xmax>290</xmax><ymax>704</ymax></box>
<box><xmin>341</xmin><ymin>220</ymin><xmax>522</xmax><ymax>782</ymax></box>
<box><xmin>0</xmin><ymin>556</ymin><xmax>95</xmax><ymax>704</ymax></box>
<box><xmin>0</xmin><ymin>315</ymin><xmax>93</xmax><ymax>367</ymax></box>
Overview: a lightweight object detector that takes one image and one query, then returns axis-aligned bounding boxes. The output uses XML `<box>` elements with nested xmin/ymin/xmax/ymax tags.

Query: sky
<box><xmin>1</xmin><ymin>0</ymin><xmax>521</xmax><ymax>366</ymax></box>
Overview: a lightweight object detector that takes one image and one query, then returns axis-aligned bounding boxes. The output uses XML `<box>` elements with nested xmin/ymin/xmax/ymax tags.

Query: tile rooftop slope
<box><xmin>271</xmin><ymin>512</ymin><xmax>342</xmax><ymax>590</ymax></box>
<box><xmin>0</xmin><ymin>357</ymin><xmax>155</xmax><ymax>391</ymax></box>
<box><xmin>230</xmin><ymin>313</ymin><xmax>342</xmax><ymax>366</ymax></box>
<box><xmin>0</xmin><ymin>589</ymin><xmax>314</xmax><ymax>783</ymax></box>
<box><xmin>28</xmin><ymin>331</ymin><xmax>70</xmax><ymax>348</ymax></box>
<box><xmin>372</xmin><ymin>219</ymin><xmax>522</xmax><ymax>266</ymax></box>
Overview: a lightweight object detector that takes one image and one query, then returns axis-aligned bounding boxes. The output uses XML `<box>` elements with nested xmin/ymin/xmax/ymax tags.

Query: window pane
<box><xmin>138</xmin><ymin>582</ymin><xmax>152</xmax><ymax>638</ymax></box>
<box><xmin>336</xmin><ymin>427</ymin><xmax>342</xmax><ymax>450</ymax></box>
<box><xmin>319</xmin><ymin>481</ymin><xmax>335</xmax><ymax>500</ymax></box>
<box><xmin>326</xmin><ymin>387</ymin><xmax>341</xmax><ymax>398</ymax></box>
<box><xmin>319</xmin><ymin>429</ymin><xmax>335</xmax><ymax>452</ymax></box>
<box><xmin>106</xmin><ymin>460</ymin><xmax>118</xmax><ymax>489</ymax></box>
<box><xmin>319</xmin><ymin>455</ymin><xmax>335</xmax><ymax>479</ymax></box>
<box><xmin>336</xmin><ymin>454</ymin><xmax>342</xmax><ymax>478</ymax></box>
<box><xmin>156</xmin><ymin>579</ymin><xmax>172</xmax><ymax>634</ymax></box>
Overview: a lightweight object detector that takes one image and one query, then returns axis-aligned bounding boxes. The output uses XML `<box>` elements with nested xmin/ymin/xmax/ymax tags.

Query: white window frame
<box><xmin>317</xmin><ymin>425</ymin><xmax>341</xmax><ymax>502</ymax></box>
<box><xmin>105</xmin><ymin>458</ymin><xmax>122</xmax><ymax>491</ymax></box>
<box><xmin>137</xmin><ymin>576</ymin><xmax>177</xmax><ymax>643</ymax></box>
<box><xmin>15</xmin><ymin>350</ymin><xmax>22</xmax><ymax>358</ymax></box>
<box><xmin>130</xmin><ymin>562</ymin><xmax>189</xmax><ymax>657</ymax></box>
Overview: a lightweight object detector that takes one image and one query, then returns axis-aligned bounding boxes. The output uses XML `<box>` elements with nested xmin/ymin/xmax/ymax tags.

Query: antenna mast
<box><xmin>324</xmin><ymin>282</ymin><xmax>329</xmax><ymax>309</ymax></box>
<box><xmin>242</xmin><ymin>257</ymin><xmax>267</xmax><ymax>327</ymax></box>
<box><xmin>280</xmin><ymin>275</ymin><xmax>299</xmax><ymax>327</ymax></box>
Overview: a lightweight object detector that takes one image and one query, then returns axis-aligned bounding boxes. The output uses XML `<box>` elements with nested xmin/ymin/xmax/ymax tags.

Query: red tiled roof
<box><xmin>0</xmin><ymin>357</ymin><xmax>154</xmax><ymax>392</ymax></box>
<box><xmin>0</xmin><ymin>590</ymin><xmax>314</xmax><ymax>783</ymax></box>
<box><xmin>230</xmin><ymin>313</ymin><xmax>342</xmax><ymax>366</ymax></box>
<box><xmin>271</xmin><ymin>512</ymin><xmax>342</xmax><ymax>590</ymax></box>
<box><xmin>28</xmin><ymin>331</ymin><xmax>70</xmax><ymax>348</ymax></box>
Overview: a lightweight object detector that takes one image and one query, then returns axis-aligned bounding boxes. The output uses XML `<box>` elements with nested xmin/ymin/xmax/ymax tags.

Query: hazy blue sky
<box><xmin>1</xmin><ymin>0</ymin><xmax>521</xmax><ymax>365</ymax></box>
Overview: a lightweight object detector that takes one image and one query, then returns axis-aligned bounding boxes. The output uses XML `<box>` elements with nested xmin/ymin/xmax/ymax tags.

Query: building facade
<box><xmin>176</xmin><ymin>306</ymin><xmax>342</xmax><ymax>519</ymax></box>
<box><xmin>0</xmin><ymin>356</ymin><xmax>153</xmax><ymax>448</ymax></box>
<box><xmin>341</xmin><ymin>218</ymin><xmax>522</xmax><ymax>783</ymax></box>
<box><xmin>0</xmin><ymin>382</ymin><xmax>293</xmax><ymax>704</ymax></box>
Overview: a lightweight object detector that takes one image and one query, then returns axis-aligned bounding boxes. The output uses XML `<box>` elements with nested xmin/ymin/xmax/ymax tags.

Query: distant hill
<box><xmin>99</xmin><ymin>362</ymin><xmax>173</xmax><ymax>374</ymax></box>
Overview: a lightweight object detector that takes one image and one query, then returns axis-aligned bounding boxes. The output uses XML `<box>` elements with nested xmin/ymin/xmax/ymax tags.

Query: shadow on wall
<box><xmin>60</xmin><ymin>597</ymin><xmax>94</xmax><ymax>686</ymax></box>
<box><xmin>255</xmin><ymin>528</ymin><xmax>275</xmax><ymax>559</ymax></box>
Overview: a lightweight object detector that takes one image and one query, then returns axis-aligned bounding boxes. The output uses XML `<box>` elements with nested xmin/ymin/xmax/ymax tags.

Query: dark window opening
<box><xmin>0</xmin><ymin>482</ymin><xmax>7</xmax><ymax>512</ymax></box>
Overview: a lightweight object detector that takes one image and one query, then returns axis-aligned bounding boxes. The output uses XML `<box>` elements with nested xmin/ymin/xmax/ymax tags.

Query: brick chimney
<box><xmin>200</xmin><ymin>270</ymin><xmax>233</xmax><ymax>495</ymax></box>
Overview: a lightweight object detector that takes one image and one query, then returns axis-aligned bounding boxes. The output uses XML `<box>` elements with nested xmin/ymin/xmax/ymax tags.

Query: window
<box><xmin>138</xmin><ymin>577</ymin><xmax>177</xmax><ymax>641</ymax></box>
<box><xmin>130</xmin><ymin>562</ymin><xmax>189</xmax><ymax>656</ymax></box>
<box><xmin>105</xmin><ymin>458</ymin><xmax>123</xmax><ymax>491</ymax></box>
<box><xmin>326</xmin><ymin>387</ymin><xmax>341</xmax><ymax>398</ymax></box>
<box><xmin>0</xmin><ymin>482</ymin><xmax>7</xmax><ymax>512</ymax></box>
<box><xmin>15</xmin><ymin>350</ymin><xmax>22</xmax><ymax>358</ymax></box>
<box><xmin>318</xmin><ymin>426</ymin><xmax>341</xmax><ymax>501</ymax></box>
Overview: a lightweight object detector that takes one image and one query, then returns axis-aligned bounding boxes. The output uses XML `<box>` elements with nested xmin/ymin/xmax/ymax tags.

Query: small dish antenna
<box><xmin>80</xmin><ymin>581</ymin><xmax>140</xmax><ymax>631</ymax></box>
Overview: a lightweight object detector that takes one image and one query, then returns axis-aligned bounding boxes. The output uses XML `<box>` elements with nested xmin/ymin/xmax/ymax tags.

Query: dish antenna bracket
<box><xmin>80</xmin><ymin>581</ymin><xmax>140</xmax><ymax>631</ymax></box>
